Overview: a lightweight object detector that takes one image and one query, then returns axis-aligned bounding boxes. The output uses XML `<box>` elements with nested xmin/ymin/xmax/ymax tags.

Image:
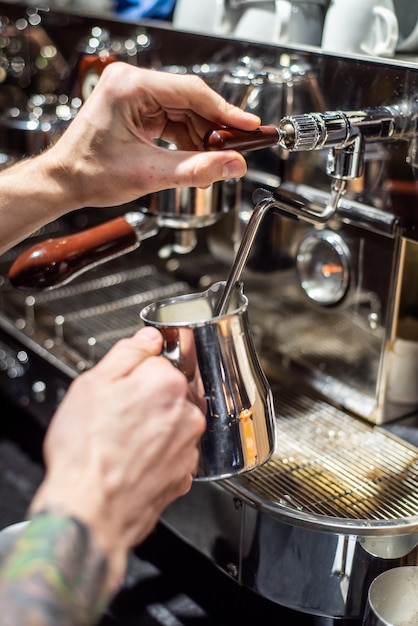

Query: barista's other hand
<box><xmin>30</xmin><ymin>326</ymin><xmax>206</xmax><ymax>592</ymax></box>
<box><xmin>44</xmin><ymin>63</ymin><xmax>261</xmax><ymax>212</ymax></box>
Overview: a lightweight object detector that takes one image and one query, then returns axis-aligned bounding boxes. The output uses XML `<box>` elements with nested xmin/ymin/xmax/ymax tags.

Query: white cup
<box><xmin>233</xmin><ymin>0</ymin><xmax>291</xmax><ymax>44</ymax></box>
<box><xmin>321</xmin><ymin>0</ymin><xmax>399</xmax><ymax>58</ymax></box>
<box><xmin>172</xmin><ymin>0</ymin><xmax>228</xmax><ymax>35</ymax></box>
<box><xmin>279</xmin><ymin>0</ymin><xmax>327</xmax><ymax>47</ymax></box>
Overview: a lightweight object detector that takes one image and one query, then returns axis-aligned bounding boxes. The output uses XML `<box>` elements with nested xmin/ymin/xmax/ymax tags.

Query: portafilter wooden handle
<box><xmin>203</xmin><ymin>125</ymin><xmax>280</xmax><ymax>152</ymax></box>
<box><xmin>8</xmin><ymin>216</ymin><xmax>142</xmax><ymax>291</ymax></box>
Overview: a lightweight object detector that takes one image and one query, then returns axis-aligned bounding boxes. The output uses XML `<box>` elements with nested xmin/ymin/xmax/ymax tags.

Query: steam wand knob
<box><xmin>278</xmin><ymin>113</ymin><xmax>368</xmax><ymax>211</ymax></box>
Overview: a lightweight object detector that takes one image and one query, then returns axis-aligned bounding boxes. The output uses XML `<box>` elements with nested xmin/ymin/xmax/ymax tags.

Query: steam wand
<box><xmin>215</xmin><ymin>186</ymin><xmax>342</xmax><ymax>317</ymax></box>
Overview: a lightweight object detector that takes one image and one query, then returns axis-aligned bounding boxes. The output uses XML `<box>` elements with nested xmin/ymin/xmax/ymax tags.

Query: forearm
<box><xmin>0</xmin><ymin>512</ymin><xmax>110</xmax><ymax>626</ymax></box>
<box><xmin>0</xmin><ymin>151</ymin><xmax>80</xmax><ymax>256</ymax></box>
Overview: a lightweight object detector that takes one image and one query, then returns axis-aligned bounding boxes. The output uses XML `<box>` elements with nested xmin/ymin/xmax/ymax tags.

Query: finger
<box><xmin>93</xmin><ymin>64</ymin><xmax>261</xmax><ymax>134</ymax></box>
<box><xmin>94</xmin><ymin>327</ymin><xmax>163</xmax><ymax>380</ymax></box>
<box><xmin>159</xmin><ymin>444</ymin><xmax>201</xmax><ymax>501</ymax></box>
<box><xmin>153</xmin><ymin>147</ymin><xmax>248</xmax><ymax>189</ymax></box>
<box><xmin>144</xmin><ymin>111</ymin><xmax>219</xmax><ymax>151</ymax></box>
<box><xmin>161</xmin><ymin>114</ymin><xmax>216</xmax><ymax>151</ymax></box>
<box><xmin>161</xmin><ymin>111</ymin><xmax>213</xmax><ymax>148</ymax></box>
<box><xmin>145</xmin><ymin>70</ymin><xmax>261</xmax><ymax>130</ymax></box>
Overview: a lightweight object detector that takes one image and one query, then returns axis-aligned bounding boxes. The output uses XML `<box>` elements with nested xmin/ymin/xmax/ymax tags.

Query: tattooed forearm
<box><xmin>0</xmin><ymin>512</ymin><xmax>109</xmax><ymax>626</ymax></box>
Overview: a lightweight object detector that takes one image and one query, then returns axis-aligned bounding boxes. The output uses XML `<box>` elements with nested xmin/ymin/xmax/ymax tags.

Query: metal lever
<box><xmin>204</xmin><ymin>105</ymin><xmax>412</xmax><ymax>218</ymax></box>
<box><xmin>204</xmin><ymin>106</ymin><xmax>410</xmax><ymax>154</ymax></box>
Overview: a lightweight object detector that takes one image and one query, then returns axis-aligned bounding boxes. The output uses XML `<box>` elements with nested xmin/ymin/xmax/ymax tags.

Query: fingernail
<box><xmin>222</xmin><ymin>160</ymin><xmax>245</xmax><ymax>179</ymax></box>
<box><xmin>138</xmin><ymin>326</ymin><xmax>160</xmax><ymax>341</ymax></box>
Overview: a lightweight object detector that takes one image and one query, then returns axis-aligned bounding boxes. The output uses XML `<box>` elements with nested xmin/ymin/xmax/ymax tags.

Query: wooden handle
<box><xmin>203</xmin><ymin>125</ymin><xmax>280</xmax><ymax>152</ymax></box>
<box><xmin>8</xmin><ymin>217</ymin><xmax>139</xmax><ymax>290</ymax></box>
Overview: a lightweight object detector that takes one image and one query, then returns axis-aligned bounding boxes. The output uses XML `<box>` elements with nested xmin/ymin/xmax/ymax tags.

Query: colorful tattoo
<box><xmin>0</xmin><ymin>512</ymin><xmax>108</xmax><ymax>626</ymax></box>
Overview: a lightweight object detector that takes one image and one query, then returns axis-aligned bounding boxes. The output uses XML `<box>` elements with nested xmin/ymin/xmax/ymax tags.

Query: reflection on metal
<box><xmin>331</xmin><ymin>535</ymin><xmax>356</xmax><ymax>604</ymax></box>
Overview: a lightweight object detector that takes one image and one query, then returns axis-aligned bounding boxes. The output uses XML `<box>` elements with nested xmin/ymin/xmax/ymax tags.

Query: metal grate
<box><xmin>236</xmin><ymin>381</ymin><xmax>418</xmax><ymax>522</ymax></box>
<box><xmin>56</xmin><ymin>280</ymin><xmax>190</xmax><ymax>362</ymax></box>
<box><xmin>0</xmin><ymin>261</ymin><xmax>191</xmax><ymax>367</ymax></box>
<box><xmin>20</xmin><ymin>264</ymin><xmax>191</xmax><ymax>364</ymax></box>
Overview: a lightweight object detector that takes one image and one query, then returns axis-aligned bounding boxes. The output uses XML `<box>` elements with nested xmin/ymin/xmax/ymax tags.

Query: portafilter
<box><xmin>8</xmin><ymin>178</ymin><xmax>238</xmax><ymax>291</ymax></box>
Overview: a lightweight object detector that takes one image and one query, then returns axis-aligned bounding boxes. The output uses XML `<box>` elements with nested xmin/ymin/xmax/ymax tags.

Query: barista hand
<box><xmin>55</xmin><ymin>62</ymin><xmax>261</xmax><ymax>207</ymax></box>
<box><xmin>28</xmin><ymin>326</ymin><xmax>206</xmax><ymax>594</ymax></box>
<box><xmin>0</xmin><ymin>63</ymin><xmax>260</xmax><ymax>253</ymax></box>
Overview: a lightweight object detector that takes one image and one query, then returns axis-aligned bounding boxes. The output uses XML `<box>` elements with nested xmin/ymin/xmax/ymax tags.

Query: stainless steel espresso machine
<box><xmin>1</xmin><ymin>2</ymin><xmax>418</xmax><ymax>623</ymax></box>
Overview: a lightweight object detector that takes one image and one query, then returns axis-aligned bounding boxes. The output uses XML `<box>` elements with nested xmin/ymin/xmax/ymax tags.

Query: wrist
<box><xmin>33</xmin><ymin>148</ymin><xmax>84</xmax><ymax>216</ymax></box>
<box><xmin>0</xmin><ymin>150</ymin><xmax>81</xmax><ymax>255</ymax></box>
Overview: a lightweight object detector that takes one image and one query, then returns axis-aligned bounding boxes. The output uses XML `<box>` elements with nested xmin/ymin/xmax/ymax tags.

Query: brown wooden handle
<box><xmin>8</xmin><ymin>217</ymin><xmax>139</xmax><ymax>290</ymax></box>
<box><xmin>203</xmin><ymin>125</ymin><xmax>280</xmax><ymax>152</ymax></box>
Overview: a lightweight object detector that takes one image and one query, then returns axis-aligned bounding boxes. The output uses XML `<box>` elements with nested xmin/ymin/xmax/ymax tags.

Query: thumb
<box><xmin>167</xmin><ymin>150</ymin><xmax>248</xmax><ymax>189</ymax></box>
<box><xmin>93</xmin><ymin>326</ymin><xmax>163</xmax><ymax>380</ymax></box>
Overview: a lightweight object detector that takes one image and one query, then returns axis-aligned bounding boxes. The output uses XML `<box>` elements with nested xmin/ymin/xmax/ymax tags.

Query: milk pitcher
<box><xmin>140</xmin><ymin>280</ymin><xmax>276</xmax><ymax>481</ymax></box>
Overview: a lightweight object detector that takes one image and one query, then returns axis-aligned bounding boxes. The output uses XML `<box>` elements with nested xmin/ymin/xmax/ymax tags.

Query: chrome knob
<box><xmin>278</xmin><ymin>111</ymin><xmax>350</xmax><ymax>151</ymax></box>
<box><xmin>279</xmin><ymin>114</ymin><xmax>323</xmax><ymax>151</ymax></box>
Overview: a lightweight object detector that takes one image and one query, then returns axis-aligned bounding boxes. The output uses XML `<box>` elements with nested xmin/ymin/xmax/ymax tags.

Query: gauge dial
<box><xmin>296</xmin><ymin>230</ymin><xmax>350</xmax><ymax>306</ymax></box>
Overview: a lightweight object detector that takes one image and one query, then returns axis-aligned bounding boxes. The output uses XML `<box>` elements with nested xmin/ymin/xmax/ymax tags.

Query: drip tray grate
<box><xmin>235</xmin><ymin>381</ymin><xmax>418</xmax><ymax>522</ymax></box>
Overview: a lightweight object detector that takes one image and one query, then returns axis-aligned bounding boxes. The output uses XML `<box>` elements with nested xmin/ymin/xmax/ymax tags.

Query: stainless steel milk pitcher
<box><xmin>140</xmin><ymin>280</ymin><xmax>276</xmax><ymax>481</ymax></box>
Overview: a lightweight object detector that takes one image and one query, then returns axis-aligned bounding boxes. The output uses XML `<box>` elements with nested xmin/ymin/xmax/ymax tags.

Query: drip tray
<box><xmin>10</xmin><ymin>264</ymin><xmax>190</xmax><ymax>367</ymax></box>
<box><xmin>231</xmin><ymin>379</ymin><xmax>418</xmax><ymax>529</ymax></box>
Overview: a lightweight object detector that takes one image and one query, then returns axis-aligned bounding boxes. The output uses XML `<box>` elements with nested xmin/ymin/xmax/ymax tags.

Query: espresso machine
<box><xmin>1</xmin><ymin>3</ymin><xmax>418</xmax><ymax>623</ymax></box>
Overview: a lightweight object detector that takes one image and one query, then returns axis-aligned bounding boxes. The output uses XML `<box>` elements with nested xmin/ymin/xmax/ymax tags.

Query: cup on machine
<box><xmin>282</xmin><ymin>0</ymin><xmax>327</xmax><ymax>46</ymax></box>
<box><xmin>140</xmin><ymin>280</ymin><xmax>276</xmax><ymax>481</ymax></box>
<box><xmin>321</xmin><ymin>0</ymin><xmax>399</xmax><ymax>57</ymax></box>
<box><xmin>231</xmin><ymin>0</ymin><xmax>326</xmax><ymax>45</ymax></box>
<box><xmin>232</xmin><ymin>0</ymin><xmax>290</xmax><ymax>43</ymax></box>
<box><xmin>172</xmin><ymin>0</ymin><xmax>228</xmax><ymax>35</ymax></box>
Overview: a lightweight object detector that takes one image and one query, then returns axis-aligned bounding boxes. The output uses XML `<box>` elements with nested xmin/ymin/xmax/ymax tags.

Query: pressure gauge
<box><xmin>296</xmin><ymin>230</ymin><xmax>350</xmax><ymax>306</ymax></box>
